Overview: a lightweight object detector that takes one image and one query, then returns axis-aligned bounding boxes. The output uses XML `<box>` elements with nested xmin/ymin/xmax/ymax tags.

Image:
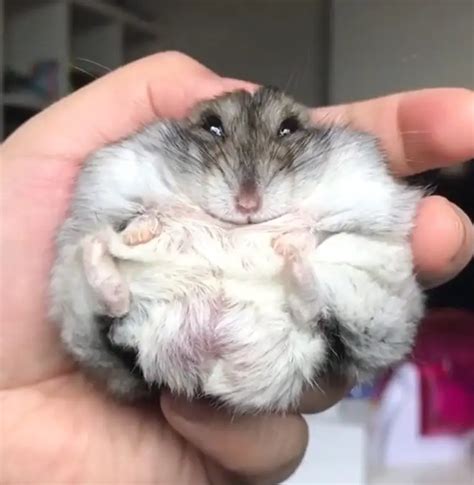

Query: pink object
<box><xmin>411</xmin><ymin>309</ymin><xmax>474</xmax><ymax>436</ymax></box>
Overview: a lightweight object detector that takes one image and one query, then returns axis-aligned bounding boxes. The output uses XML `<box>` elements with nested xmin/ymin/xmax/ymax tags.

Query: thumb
<box><xmin>161</xmin><ymin>393</ymin><xmax>308</xmax><ymax>484</ymax></box>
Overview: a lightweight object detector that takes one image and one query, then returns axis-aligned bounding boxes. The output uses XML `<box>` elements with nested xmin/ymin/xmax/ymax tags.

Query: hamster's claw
<box><xmin>82</xmin><ymin>236</ymin><xmax>130</xmax><ymax>317</ymax></box>
<box><xmin>286</xmin><ymin>252</ymin><xmax>313</xmax><ymax>289</ymax></box>
<box><xmin>271</xmin><ymin>230</ymin><xmax>316</xmax><ymax>260</ymax></box>
<box><xmin>121</xmin><ymin>213</ymin><xmax>161</xmax><ymax>246</ymax></box>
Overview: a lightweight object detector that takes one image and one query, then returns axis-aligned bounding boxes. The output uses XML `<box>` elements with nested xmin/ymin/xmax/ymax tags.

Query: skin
<box><xmin>1</xmin><ymin>52</ymin><xmax>473</xmax><ymax>484</ymax></box>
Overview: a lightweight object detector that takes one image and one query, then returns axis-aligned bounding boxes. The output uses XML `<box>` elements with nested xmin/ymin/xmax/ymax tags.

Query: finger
<box><xmin>161</xmin><ymin>394</ymin><xmax>308</xmax><ymax>484</ymax></box>
<box><xmin>312</xmin><ymin>88</ymin><xmax>474</xmax><ymax>176</ymax></box>
<box><xmin>3</xmin><ymin>51</ymin><xmax>255</xmax><ymax>163</ymax></box>
<box><xmin>413</xmin><ymin>196</ymin><xmax>474</xmax><ymax>288</ymax></box>
<box><xmin>298</xmin><ymin>374</ymin><xmax>352</xmax><ymax>414</ymax></box>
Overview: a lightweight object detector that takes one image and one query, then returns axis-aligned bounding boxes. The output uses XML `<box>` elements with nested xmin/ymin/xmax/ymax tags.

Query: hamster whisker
<box><xmin>74</xmin><ymin>57</ymin><xmax>113</xmax><ymax>73</ymax></box>
<box><xmin>70</xmin><ymin>64</ymin><xmax>98</xmax><ymax>79</ymax></box>
<box><xmin>326</xmin><ymin>341</ymin><xmax>342</xmax><ymax>360</ymax></box>
<box><xmin>71</xmin><ymin>58</ymin><xmax>113</xmax><ymax>81</ymax></box>
<box><xmin>309</xmin><ymin>377</ymin><xmax>325</xmax><ymax>395</ymax></box>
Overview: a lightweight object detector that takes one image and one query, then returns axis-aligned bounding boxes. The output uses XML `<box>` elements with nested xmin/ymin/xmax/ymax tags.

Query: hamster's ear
<box><xmin>186</xmin><ymin>96</ymin><xmax>225</xmax><ymax>125</ymax></box>
<box><xmin>255</xmin><ymin>85</ymin><xmax>285</xmax><ymax>101</ymax></box>
<box><xmin>186</xmin><ymin>89</ymin><xmax>249</xmax><ymax>121</ymax></box>
<box><xmin>254</xmin><ymin>85</ymin><xmax>307</xmax><ymax>112</ymax></box>
<box><xmin>186</xmin><ymin>97</ymin><xmax>214</xmax><ymax>123</ymax></box>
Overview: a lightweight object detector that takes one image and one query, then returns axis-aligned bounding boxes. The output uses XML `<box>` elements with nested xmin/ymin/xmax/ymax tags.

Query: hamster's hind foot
<box><xmin>121</xmin><ymin>212</ymin><xmax>162</xmax><ymax>246</ymax></box>
<box><xmin>82</xmin><ymin>235</ymin><xmax>130</xmax><ymax>317</ymax></box>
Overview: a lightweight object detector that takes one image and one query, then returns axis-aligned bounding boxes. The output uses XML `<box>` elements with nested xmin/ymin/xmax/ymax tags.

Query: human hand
<box><xmin>1</xmin><ymin>52</ymin><xmax>473</xmax><ymax>484</ymax></box>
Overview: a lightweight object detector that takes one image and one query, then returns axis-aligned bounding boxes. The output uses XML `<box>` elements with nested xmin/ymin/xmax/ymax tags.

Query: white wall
<box><xmin>330</xmin><ymin>0</ymin><xmax>474</xmax><ymax>103</ymax></box>
<box><xmin>158</xmin><ymin>0</ymin><xmax>328</xmax><ymax>106</ymax></box>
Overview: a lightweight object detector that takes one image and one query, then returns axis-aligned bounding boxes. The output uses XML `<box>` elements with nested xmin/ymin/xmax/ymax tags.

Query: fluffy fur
<box><xmin>50</xmin><ymin>87</ymin><xmax>425</xmax><ymax>413</ymax></box>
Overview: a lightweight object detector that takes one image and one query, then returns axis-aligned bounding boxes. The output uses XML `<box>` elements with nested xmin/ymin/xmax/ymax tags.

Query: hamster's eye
<box><xmin>278</xmin><ymin>116</ymin><xmax>301</xmax><ymax>137</ymax></box>
<box><xmin>202</xmin><ymin>114</ymin><xmax>225</xmax><ymax>138</ymax></box>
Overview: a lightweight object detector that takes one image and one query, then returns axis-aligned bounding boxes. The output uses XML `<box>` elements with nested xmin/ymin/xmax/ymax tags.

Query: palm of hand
<box><xmin>4</xmin><ymin>373</ymin><xmax>211</xmax><ymax>483</ymax></box>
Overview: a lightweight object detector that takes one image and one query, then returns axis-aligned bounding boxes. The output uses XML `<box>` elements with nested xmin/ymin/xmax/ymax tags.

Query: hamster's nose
<box><xmin>235</xmin><ymin>186</ymin><xmax>261</xmax><ymax>214</ymax></box>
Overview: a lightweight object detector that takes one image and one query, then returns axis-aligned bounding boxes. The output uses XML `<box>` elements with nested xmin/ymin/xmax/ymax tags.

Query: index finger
<box><xmin>313</xmin><ymin>88</ymin><xmax>474</xmax><ymax>176</ymax></box>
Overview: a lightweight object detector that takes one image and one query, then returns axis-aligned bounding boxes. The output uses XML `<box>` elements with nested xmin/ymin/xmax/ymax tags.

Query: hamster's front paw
<box><xmin>271</xmin><ymin>230</ymin><xmax>316</xmax><ymax>261</ymax></box>
<box><xmin>121</xmin><ymin>212</ymin><xmax>162</xmax><ymax>246</ymax></box>
<box><xmin>272</xmin><ymin>231</ymin><xmax>319</xmax><ymax>323</ymax></box>
<box><xmin>82</xmin><ymin>235</ymin><xmax>130</xmax><ymax>316</ymax></box>
<box><xmin>272</xmin><ymin>231</ymin><xmax>317</xmax><ymax>287</ymax></box>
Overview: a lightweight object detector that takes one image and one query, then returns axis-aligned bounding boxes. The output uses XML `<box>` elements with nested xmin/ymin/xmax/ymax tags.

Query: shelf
<box><xmin>4</xmin><ymin>0</ymin><xmax>40</xmax><ymax>16</ymax></box>
<box><xmin>6</xmin><ymin>0</ymin><xmax>157</xmax><ymax>36</ymax></box>
<box><xmin>2</xmin><ymin>0</ymin><xmax>159</xmax><ymax>139</ymax></box>
<box><xmin>3</xmin><ymin>92</ymin><xmax>48</xmax><ymax>111</ymax></box>
<box><xmin>70</xmin><ymin>0</ymin><xmax>157</xmax><ymax>36</ymax></box>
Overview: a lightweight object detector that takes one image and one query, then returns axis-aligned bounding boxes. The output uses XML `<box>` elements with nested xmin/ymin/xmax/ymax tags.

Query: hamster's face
<box><xmin>164</xmin><ymin>87</ymin><xmax>329</xmax><ymax>224</ymax></box>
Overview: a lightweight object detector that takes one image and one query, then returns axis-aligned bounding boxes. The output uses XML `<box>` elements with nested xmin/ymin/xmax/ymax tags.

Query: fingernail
<box><xmin>419</xmin><ymin>202</ymin><xmax>473</xmax><ymax>289</ymax></box>
<box><xmin>448</xmin><ymin>202</ymin><xmax>469</xmax><ymax>262</ymax></box>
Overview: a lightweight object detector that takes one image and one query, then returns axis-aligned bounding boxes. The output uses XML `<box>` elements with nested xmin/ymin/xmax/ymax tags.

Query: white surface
<box><xmin>283</xmin><ymin>390</ymin><xmax>473</xmax><ymax>485</ymax></box>
<box><xmin>369</xmin><ymin>460</ymin><xmax>474</xmax><ymax>485</ymax></box>
<box><xmin>284</xmin><ymin>401</ymin><xmax>370</xmax><ymax>485</ymax></box>
<box><xmin>369</xmin><ymin>363</ymin><xmax>472</xmax><ymax>468</ymax></box>
<box><xmin>3</xmin><ymin>92</ymin><xmax>48</xmax><ymax>110</ymax></box>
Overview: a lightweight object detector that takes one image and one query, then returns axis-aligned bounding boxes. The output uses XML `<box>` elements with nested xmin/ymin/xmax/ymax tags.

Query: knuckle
<box><xmin>155</xmin><ymin>50</ymin><xmax>202</xmax><ymax>68</ymax></box>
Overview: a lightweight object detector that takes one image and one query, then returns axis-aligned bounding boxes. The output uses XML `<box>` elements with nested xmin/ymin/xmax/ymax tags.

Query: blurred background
<box><xmin>1</xmin><ymin>0</ymin><xmax>473</xmax><ymax>483</ymax></box>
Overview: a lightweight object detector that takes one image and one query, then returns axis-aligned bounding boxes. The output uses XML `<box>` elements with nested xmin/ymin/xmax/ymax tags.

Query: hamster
<box><xmin>49</xmin><ymin>86</ymin><xmax>425</xmax><ymax>413</ymax></box>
